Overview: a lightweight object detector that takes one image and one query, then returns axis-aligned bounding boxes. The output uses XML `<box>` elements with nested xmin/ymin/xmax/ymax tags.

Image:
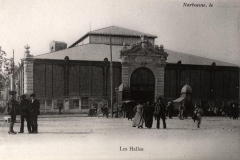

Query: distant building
<box><xmin>49</xmin><ymin>41</ymin><xmax>67</xmax><ymax>52</ymax></box>
<box><xmin>13</xmin><ymin>26</ymin><xmax>239</xmax><ymax>113</ymax></box>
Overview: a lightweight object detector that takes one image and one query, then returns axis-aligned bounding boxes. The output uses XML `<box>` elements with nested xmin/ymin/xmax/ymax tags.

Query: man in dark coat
<box><xmin>29</xmin><ymin>93</ymin><xmax>40</xmax><ymax>134</ymax></box>
<box><xmin>167</xmin><ymin>101</ymin><xmax>173</xmax><ymax>119</ymax></box>
<box><xmin>144</xmin><ymin>102</ymin><xmax>154</xmax><ymax>129</ymax></box>
<box><xmin>59</xmin><ymin>105</ymin><xmax>62</xmax><ymax>115</ymax></box>
<box><xmin>155</xmin><ymin>98</ymin><xmax>167</xmax><ymax>129</ymax></box>
<box><xmin>229</xmin><ymin>103</ymin><xmax>233</xmax><ymax>119</ymax></box>
<box><xmin>122</xmin><ymin>103</ymin><xmax>127</xmax><ymax>118</ymax></box>
<box><xmin>18</xmin><ymin>95</ymin><xmax>31</xmax><ymax>133</ymax></box>
<box><xmin>232</xmin><ymin>102</ymin><xmax>238</xmax><ymax>120</ymax></box>
<box><xmin>1</xmin><ymin>91</ymin><xmax>20</xmax><ymax>134</ymax></box>
<box><xmin>127</xmin><ymin>103</ymin><xmax>134</xmax><ymax>121</ymax></box>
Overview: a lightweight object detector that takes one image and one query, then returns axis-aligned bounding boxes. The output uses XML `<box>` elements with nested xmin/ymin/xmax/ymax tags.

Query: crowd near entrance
<box><xmin>130</xmin><ymin>68</ymin><xmax>155</xmax><ymax>103</ymax></box>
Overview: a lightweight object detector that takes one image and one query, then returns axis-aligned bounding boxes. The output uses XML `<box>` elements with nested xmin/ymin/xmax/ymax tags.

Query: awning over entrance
<box><xmin>173</xmin><ymin>94</ymin><xmax>186</xmax><ymax>103</ymax></box>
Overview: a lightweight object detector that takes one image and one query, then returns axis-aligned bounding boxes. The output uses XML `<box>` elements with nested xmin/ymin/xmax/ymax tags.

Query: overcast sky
<box><xmin>0</xmin><ymin>0</ymin><xmax>239</xmax><ymax>66</ymax></box>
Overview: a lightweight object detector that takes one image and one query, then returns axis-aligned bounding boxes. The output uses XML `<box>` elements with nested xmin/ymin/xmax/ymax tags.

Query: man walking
<box><xmin>192</xmin><ymin>104</ymin><xmax>203</xmax><ymax>128</ymax></box>
<box><xmin>29</xmin><ymin>94</ymin><xmax>40</xmax><ymax>134</ymax></box>
<box><xmin>155</xmin><ymin>98</ymin><xmax>167</xmax><ymax>129</ymax></box>
<box><xmin>19</xmin><ymin>95</ymin><xmax>31</xmax><ymax>133</ymax></box>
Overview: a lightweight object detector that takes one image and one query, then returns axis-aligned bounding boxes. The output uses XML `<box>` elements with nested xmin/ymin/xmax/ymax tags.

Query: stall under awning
<box><xmin>173</xmin><ymin>94</ymin><xmax>186</xmax><ymax>103</ymax></box>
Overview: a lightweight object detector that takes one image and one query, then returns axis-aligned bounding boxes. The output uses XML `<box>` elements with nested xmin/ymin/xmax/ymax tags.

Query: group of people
<box><xmin>178</xmin><ymin>101</ymin><xmax>203</xmax><ymax>128</ymax></box>
<box><xmin>121</xmin><ymin>98</ymin><xmax>204</xmax><ymax>129</ymax></box>
<box><xmin>197</xmin><ymin>102</ymin><xmax>239</xmax><ymax>118</ymax></box>
<box><xmin>229</xmin><ymin>102</ymin><xmax>239</xmax><ymax>120</ymax></box>
<box><xmin>1</xmin><ymin>91</ymin><xmax>40</xmax><ymax>134</ymax></box>
<box><xmin>132</xmin><ymin>98</ymin><xmax>167</xmax><ymax>129</ymax></box>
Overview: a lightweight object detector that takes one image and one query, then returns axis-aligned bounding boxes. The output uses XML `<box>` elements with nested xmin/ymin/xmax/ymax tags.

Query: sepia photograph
<box><xmin>0</xmin><ymin>0</ymin><xmax>239</xmax><ymax>159</ymax></box>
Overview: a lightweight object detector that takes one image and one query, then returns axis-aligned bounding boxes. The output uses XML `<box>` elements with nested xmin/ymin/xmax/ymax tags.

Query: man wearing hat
<box><xmin>1</xmin><ymin>91</ymin><xmax>20</xmax><ymax>134</ymax></box>
<box><xmin>19</xmin><ymin>95</ymin><xmax>31</xmax><ymax>133</ymax></box>
<box><xmin>29</xmin><ymin>93</ymin><xmax>40</xmax><ymax>134</ymax></box>
<box><xmin>155</xmin><ymin>97</ymin><xmax>167</xmax><ymax>129</ymax></box>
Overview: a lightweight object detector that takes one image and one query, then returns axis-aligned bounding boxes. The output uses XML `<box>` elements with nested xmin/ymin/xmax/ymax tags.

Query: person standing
<box><xmin>127</xmin><ymin>103</ymin><xmax>134</xmax><ymax>121</ymax></box>
<box><xmin>152</xmin><ymin>102</ymin><xmax>157</xmax><ymax>120</ymax></box>
<box><xmin>118</xmin><ymin>103</ymin><xmax>122</xmax><ymax>117</ymax></box>
<box><xmin>178</xmin><ymin>101</ymin><xmax>184</xmax><ymax>120</ymax></box>
<box><xmin>132</xmin><ymin>103</ymin><xmax>144</xmax><ymax>128</ymax></box>
<box><xmin>0</xmin><ymin>91</ymin><xmax>20</xmax><ymax>134</ymax></box>
<box><xmin>214</xmin><ymin>106</ymin><xmax>218</xmax><ymax>116</ymax></box>
<box><xmin>29</xmin><ymin>93</ymin><xmax>40</xmax><ymax>134</ymax></box>
<box><xmin>122</xmin><ymin>103</ymin><xmax>127</xmax><ymax>118</ymax></box>
<box><xmin>97</xmin><ymin>103</ymin><xmax>102</xmax><ymax>118</ymax></box>
<box><xmin>59</xmin><ymin>105</ymin><xmax>62</xmax><ymax>115</ymax></box>
<box><xmin>144</xmin><ymin>102</ymin><xmax>154</xmax><ymax>129</ymax></box>
<box><xmin>232</xmin><ymin>102</ymin><xmax>236</xmax><ymax>120</ymax></box>
<box><xmin>232</xmin><ymin>102</ymin><xmax>238</xmax><ymax>120</ymax></box>
<box><xmin>167</xmin><ymin>101</ymin><xmax>173</xmax><ymax>119</ymax></box>
<box><xmin>236</xmin><ymin>102</ymin><xmax>239</xmax><ymax>119</ymax></box>
<box><xmin>237</xmin><ymin>104</ymin><xmax>239</xmax><ymax>120</ymax></box>
<box><xmin>229</xmin><ymin>103</ymin><xmax>233</xmax><ymax>119</ymax></box>
<box><xmin>192</xmin><ymin>104</ymin><xmax>203</xmax><ymax>128</ymax></box>
<box><xmin>19</xmin><ymin>95</ymin><xmax>31</xmax><ymax>134</ymax></box>
<box><xmin>155</xmin><ymin>98</ymin><xmax>167</xmax><ymax>129</ymax></box>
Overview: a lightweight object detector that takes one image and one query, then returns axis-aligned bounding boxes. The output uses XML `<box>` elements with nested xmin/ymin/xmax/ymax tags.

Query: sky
<box><xmin>0</xmin><ymin>0</ymin><xmax>239</xmax><ymax>66</ymax></box>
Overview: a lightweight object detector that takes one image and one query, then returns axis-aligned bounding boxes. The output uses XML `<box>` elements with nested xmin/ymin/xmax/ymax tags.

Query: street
<box><xmin>0</xmin><ymin>115</ymin><xmax>240</xmax><ymax>160</ymax></box>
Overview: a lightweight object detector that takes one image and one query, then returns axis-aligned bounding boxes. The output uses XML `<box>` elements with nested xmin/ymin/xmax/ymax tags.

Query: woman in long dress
<box><xmin>144</xmin><ymin>102</ymin><xmax>154</xmax><ymax>129</ymax></box>
<box><xmin>132</xmin><ymin>103</ymin><xmax>144</xmax><ymax>128</ymax></box>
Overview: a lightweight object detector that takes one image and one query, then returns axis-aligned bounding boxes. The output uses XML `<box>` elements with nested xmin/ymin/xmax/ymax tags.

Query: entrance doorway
<box><xmin>130</xmin><ymin>68</ymin><xmax>155</xmax><ymax>103</ymax></box>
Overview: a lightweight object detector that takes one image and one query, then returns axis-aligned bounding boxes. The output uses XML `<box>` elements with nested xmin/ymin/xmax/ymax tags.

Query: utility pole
<box><xmin>110</xmin><ymin>35</ymin><xmax>113</xmax><ymax>118</ymax></box>
<box><xmin>12</xmin><ymin>49</ymin><xmax>15</xmax><ymax>91</ymax></box>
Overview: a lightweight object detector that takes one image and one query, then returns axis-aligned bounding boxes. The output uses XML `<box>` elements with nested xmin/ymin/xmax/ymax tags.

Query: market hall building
<box><xmin>14</xmin><ymin>26</ymin><xmax>240</xmax><ymax>113</ymax></box>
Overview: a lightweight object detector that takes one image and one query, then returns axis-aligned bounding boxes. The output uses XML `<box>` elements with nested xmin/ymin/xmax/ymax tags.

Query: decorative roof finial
<box><xmin>24</xmin><ymin>45</ymin><xmax>33</xmax><ymax>57</ymax></box>
<box><xmin>160</xmin><ymin>44</ymin><xmax>164</xmax><ymax>52</ymax></box>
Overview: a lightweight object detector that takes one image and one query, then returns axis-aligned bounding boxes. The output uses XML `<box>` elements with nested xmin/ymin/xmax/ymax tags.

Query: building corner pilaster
<box><xmin>22</xmin><ymin>57</ymin><xmax>34</xmax><ymax>96</ymax></box>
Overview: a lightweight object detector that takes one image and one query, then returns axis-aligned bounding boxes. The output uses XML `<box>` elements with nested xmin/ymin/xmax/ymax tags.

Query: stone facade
<box><xmin>23</xmin><ymin>58</ymin><xmax>34</xmax><ymax>95</ymax></box>
<box><xmin>119</xmin><ymin>35</ymin><xmax>168</xmax><ymax>102</ymax></box>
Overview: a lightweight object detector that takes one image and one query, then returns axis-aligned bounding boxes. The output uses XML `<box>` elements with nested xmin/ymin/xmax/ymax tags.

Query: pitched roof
<box><xmin>33</xmin><ymin>43</ymin><xmax>237</xmax><ymax>67</ymax></box>
<box><xmin>68</xmin><ymin>26</ymin><xmax>157</xmax><ymax>48</ymax></box>
<box><xmin>89</xmin><ymin>26</ymin><xmax>157</xmax><ymax>38</ymax></box>
<box><xmin>34</xmin><ymin>44</ymin><xmax>123</xmax><ymax>61</ymax></box>
<box><xmin>165</xmin><ymin>49</ymin><xmax>237</xmax><ymax>67</ymax></box>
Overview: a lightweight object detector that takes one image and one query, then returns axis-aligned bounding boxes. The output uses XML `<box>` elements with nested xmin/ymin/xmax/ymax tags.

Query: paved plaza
<box><xmin>0</xmin><ymin>115</ymin><xmax>240</xmax><ymax>160</ymax></box>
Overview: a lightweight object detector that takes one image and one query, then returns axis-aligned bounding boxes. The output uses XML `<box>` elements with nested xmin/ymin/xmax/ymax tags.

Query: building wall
<box><xmin>89</xmin><ymin>35</ymin><xmax>154</xmax><ymax>46</ymax></box>
<box><xmin>50</xmin><ymin>42</ymin><xmax>67</xmax><ymax>52</ymax></box>
<box><xmin>75</xmin><ymin>37</ymin><xmax>90</xmax><ymax>46</ymax></box>
<box><xmin>14</xmin><ymin>63</ymin><xmax>24</xmax><ymax>98</ymax></box>
<box><xmin>33</xmin><ymin>59</ymin><xmax>121</xmax><ymax>113</ymax></box>
<box><xmin>164</xmin><ymin>63</ymin><xmax>239</xmax><ymax>108</ymax></box>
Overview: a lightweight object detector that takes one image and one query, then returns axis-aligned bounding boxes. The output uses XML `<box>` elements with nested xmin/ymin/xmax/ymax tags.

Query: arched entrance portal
<box><xmin>130</xmin><ymin>68</ymin><xmax>155</xmax><ymax>103</ymax></box>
